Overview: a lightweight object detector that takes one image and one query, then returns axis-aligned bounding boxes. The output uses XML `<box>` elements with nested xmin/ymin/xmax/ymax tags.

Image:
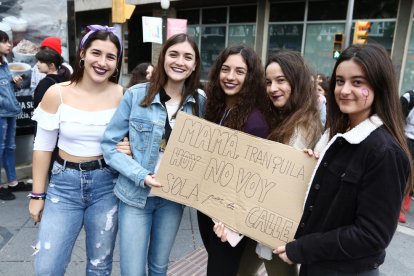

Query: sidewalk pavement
<box><xmin>1</xmin><ymin>173</ymin><xmax>414</xmax><ymax>275</ymax></box>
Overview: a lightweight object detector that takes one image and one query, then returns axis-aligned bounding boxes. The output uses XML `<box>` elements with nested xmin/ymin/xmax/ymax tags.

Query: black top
<box><xmin>33</xmin><ymin>74</ymin><xmax>66</xmax><ymax>109</ymax></box>
<box><xmin>286</xmin><ymin>126</ymin><xmax>409</xmax><ymax>273</ymax></box>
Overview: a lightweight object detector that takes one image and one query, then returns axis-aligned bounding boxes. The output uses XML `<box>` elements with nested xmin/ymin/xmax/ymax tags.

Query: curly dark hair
<box><xmin>204</xmin><ymin>45</ymin><xmax>268</xmax><ymax>131</ymax></box>
<box><xmin>265</xmin><ymin>49</ymin><xmax>323</xmax><ymax>147</ymax></box>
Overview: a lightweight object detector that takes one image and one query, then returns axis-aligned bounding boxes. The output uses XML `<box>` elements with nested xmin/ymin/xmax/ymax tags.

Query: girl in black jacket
<box><xmin>275</xmin><ymin>44</ymin><xmax>412</xmax><ymax>276</ymax></box>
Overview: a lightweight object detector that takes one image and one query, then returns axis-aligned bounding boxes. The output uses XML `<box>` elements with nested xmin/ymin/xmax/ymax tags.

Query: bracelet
<box><xmin>27</xmin><ymin>193</ymin><xmax>46</xmax><ymax>200</ymax></box>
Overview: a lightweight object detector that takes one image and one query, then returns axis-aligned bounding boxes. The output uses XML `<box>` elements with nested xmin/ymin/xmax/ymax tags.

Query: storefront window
<box><xmin>351</xmin><ymin>21</ymin><xmax>395</xmax><ymax>50</ymax></box>
<box><xmin>228</xmin><ymin>25</ymin><xmax>255</xmax><ymax>48</ymax></box>
<box><xmin>177</xmin><ymin>9</ymin><xmax>200</xmax><ymax>25</ymax></box>
<box><xmin>401</xmin><ymin>21</ymin><xmax>414</xmax><ymax>93</ymax></box>
<box><xmin>269</xmin><ymin>2</ymin><xmax>305</xmax><ymax>22</ymax></box>
<box><xmin>202</xmin><ymin>8</ymin><xmax>227</xmax><ymax>24</ymax></box>
<box><xmin>268</xmin><ymin>24</ymin><xmax>303</xmax><ymax>53</ymax></box>
<box><xmin>307</xmin><ymin>0</ymin><xmax>348</xmax><ymax>21</ymax></box>
<box><xmin>230</xmin><ymin>5</ymin><xmax>256</xmax><ymax>23</ymax></box>
<box><xmin>304</xmin><ymin>23</ymin><xmax>345</xmax><ymax>75</ymax></box>
<box><xmin>353</xmin><ymin>0</ymin><xmax>398</xmax><ymax>19</ymax></box>
<box><xmin>187</xmin><ymin>25</ymin><xmax>200</xmax><ymax>47</ymax></box>
<box><xmin>200</xmin><ymin>26</ymin><xmax>226</xmax><ymax>78</ymax></box>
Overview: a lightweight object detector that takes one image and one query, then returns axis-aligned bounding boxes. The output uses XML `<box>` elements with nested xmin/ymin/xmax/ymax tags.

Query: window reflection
<box><xmin>201</xmin><ymin>26</ymin><xmax>226</xmax><ymax>79</ymax></box>
<box><xmin>268</xmin><ymin>24</ymin><xmax>303</xmax><ymax>53</ymax></box>
<box><xmin>304</xmin><ymin>23</ymin><xmax>345</xmax><ymax>76</ymax></box>
<box><xmin>228</xmin><ymin>25</ymin><xmax>255</xmax><ymax>48</ymax></box>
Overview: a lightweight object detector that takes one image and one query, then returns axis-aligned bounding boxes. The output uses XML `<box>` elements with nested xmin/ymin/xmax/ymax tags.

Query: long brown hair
<box><xmin>204</xmin><ymin>45</ymin><xmax>268</xmax><ymax>131</ymax></box>
<box><xmin>266</xmin><ymin>49</ymin><xmax>322</xmax><ymax>147</ymax></box>
<box><xmin>141</xmin><ymin>34</ymin><xmax>200</xmax><ymax>115</ymax></box>
<box><xmin>327</xmin><ymin>43</ymin><xmax>413</xmax><ymax>194</ymax></box>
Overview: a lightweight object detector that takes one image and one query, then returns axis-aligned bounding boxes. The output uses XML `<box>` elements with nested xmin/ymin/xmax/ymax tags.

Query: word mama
<box><xmin>179</xmin><ymin>118</ymin><xmax>239</xmax><ymax>159</ymax></box>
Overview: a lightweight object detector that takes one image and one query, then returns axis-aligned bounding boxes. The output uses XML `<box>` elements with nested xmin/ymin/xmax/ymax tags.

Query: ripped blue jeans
<box><xmin>34</xmin><ymin>161</ymin><xmax>119</xmax><ymax>276</ymax></box>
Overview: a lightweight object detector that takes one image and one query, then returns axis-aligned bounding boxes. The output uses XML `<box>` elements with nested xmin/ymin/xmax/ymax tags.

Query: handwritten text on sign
<box><xmin>152</xmin><ymin>112</ymin><xmax>316</xmax><ymax>248</ymax></box>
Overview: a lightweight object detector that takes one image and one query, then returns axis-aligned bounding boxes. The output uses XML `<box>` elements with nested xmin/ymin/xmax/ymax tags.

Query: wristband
<box><xmin>27</xmin><ymin>193</ymin><xmax>46</xmax><ymax>200</ymax></box>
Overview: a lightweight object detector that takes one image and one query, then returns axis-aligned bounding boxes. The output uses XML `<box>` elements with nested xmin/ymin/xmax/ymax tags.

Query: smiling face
<box><xmin>164</xmin><ymin>41</ymin><xmax>196</xmax><ymax>84</ymax></box>
<box><xmin>265</xmin><ymin>62</ymin><xmax>292</xmax><ymax>108</ymax></box>
<box><xmin>219</xmin><ymin>53</ymin><xmax>247</xmax><ymax>105</ymax></box>
<box><xmin>334</xmin><ymin>59</ymin><xmax>374</xmax><ymax>127</ymax></box>
<box><xmin>82</xmin><ymin>38</ymin><xmax>118</xmax><ymax>82</ymax></box>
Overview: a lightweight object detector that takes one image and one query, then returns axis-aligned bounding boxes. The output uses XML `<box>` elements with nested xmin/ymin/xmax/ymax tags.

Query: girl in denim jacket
<box><xmin>101</xmin><ymin>33</ymin><xmax>206</xmax><ymax>276</ymax></box>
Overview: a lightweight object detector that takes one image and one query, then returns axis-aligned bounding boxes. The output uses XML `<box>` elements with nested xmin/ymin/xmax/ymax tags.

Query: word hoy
<box><xmin>169</xmin><ymin>147</ymin><xmax>201</xmax><ymax>171</ymax></box>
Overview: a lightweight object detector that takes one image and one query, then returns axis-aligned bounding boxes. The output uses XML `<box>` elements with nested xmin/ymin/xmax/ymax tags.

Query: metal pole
<box><xmin>344</xmin><ymin>0</ymin><xmax>355</xmax><ymax>48</ymax></box>
<box><xmin>162</xmin><ymin>10</ymin><xmax>167</xmax><ymax>43</ymax></box>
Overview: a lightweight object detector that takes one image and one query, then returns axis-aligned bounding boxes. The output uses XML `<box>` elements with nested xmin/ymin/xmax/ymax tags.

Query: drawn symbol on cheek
<box><xmin>361</xmin><ymin>88</ymin><xmax>369</xmax><ymax>106</ymax></box>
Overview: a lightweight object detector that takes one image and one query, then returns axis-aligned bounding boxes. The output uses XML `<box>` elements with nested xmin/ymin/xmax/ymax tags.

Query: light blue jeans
<box><xmin>34</xmin><ymin>161</ymin><xmax>119</xmax><ymax>276</ymax></box>
<box><xmin>119</xmin><ymin>197</ymin><xmax>184</xmax><ymax>276</ymax></box>
<box><xmin>0</xmin><ymin>117</ymin><xmax>17</xmax><ymax>184</ymax></box>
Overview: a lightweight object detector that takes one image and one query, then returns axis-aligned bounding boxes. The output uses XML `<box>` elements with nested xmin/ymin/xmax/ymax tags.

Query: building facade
<box><xmin>73</xmin><ymin>0</ymin><xmax>414</xmax><ymax>92</ymax></box>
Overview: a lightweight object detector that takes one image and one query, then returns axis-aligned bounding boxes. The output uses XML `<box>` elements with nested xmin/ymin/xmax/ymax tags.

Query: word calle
<box><xmin>245</xmin><ymin>206</ymin><xmax>293</xmax><ymax>242</ymax></box>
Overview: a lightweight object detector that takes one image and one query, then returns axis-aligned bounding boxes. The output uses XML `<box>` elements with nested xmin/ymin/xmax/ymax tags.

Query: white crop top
<box><xmin>32</xmin><ymin>86</ymin><xmax>116</xmax><ymax>157</ymax></box>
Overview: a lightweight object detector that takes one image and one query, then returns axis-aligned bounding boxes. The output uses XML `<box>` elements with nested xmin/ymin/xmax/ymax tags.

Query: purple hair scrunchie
<box><xmin>80</xmin><ymin>25</ymin><xmax>123</xmax><ymax>58</ymax></box>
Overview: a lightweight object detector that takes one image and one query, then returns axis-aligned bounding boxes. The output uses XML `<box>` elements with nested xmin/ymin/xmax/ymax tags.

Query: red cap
<box><xmin>40</xmin><ymin>37</ymin><xmax>62</xmax><ymax>55</ymax></box>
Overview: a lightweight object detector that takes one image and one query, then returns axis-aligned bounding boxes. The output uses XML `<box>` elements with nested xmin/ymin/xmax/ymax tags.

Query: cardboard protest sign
<box><xmin>152</xmin><ymin>112</ymin><xmax>317</xmax><ymax>248</ymax></box>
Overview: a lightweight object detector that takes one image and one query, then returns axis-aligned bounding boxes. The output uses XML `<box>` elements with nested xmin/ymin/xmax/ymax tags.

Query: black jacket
<box><xmin>33</xmin><ymin>74</ymin><xmax>66</xmax><ymax>109</ymax></box>
<box><xmin>286</xmin><ymin>115</ymin><xmax>409</xmax><ymax>273</ymax></box>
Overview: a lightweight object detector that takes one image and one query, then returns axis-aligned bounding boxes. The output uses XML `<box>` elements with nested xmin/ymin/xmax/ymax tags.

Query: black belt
<box><xmin>56</xmin><ymin>155</ymin><xmax>107</xmax><ymax>171</ymax></box>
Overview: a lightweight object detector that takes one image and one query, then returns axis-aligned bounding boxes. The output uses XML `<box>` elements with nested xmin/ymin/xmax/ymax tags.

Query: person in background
<box><xmin>316</xmin><ymin>76</ymin><xmax>328</xmax><ymax>126</ymax></box>
<box><xmin>238</xmin><ymin>49</ymin><xmax>323</xmax><ymax>276</ymax></box>
<box><xmin>198</xmin><ymin>45</ymin><xmax>270</xmax><ymax>276</ymax></box>
<box><xmin>399</xmin><ymin>90</ymin><xmax>414</xmax><ymax>223</ymax></box>
<box><xmin>30</xmin><ymin>36</ymin><xmax>73</xmax><ymax>90</ymax></box>
<box><xmin>101</xmin><ymin>33</ymin><xmax>206</xmax><ymax>276</ymax></box>
<box><xmin>126</xmin><ymin>62</ymin><xmax>153</xmax><ymax>88</ymax></box>
<box><xmin>276</xmin><ymin>43</ymin><xmax>412</xmax><ymax>276</ymax></box>
<box><xmin>0</xmin><ymin>30</ymin><xmax>30</xmax><ymax>201</ymax></box>
<box><xmin>29</xmin><ymin>25</ymin><xmax>124</xmax><ymax>275</ymax></box>
<box><xmin>33</xmin><ymin>46</ymin><xmax>71</xmax><ymax>109</ymax></box>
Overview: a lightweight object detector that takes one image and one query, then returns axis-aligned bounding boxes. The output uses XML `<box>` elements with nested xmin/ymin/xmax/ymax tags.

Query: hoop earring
<box><xmin>112</xmin><ymin>68</ymin><xmax>119</xmax><ymax>78</ymax></box>
<box><xmin>79</xmin><ymin>59</ymin><xmax>85</xmax><ymax>68</ymax></box>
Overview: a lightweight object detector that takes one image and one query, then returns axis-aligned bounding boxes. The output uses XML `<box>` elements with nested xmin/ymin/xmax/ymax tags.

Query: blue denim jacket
<box><xmin>0</xmin><ymin>60</ymin><xmax>21</xmax><ymax>117</ymax></box>
<box><xmin>101</xmin><ymin>83</ymin><xmax>206</xmax><ymax>208</ymax></box>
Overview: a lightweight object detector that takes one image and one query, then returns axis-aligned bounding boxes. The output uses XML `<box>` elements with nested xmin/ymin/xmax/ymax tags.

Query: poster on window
<box><xmin>167</xmin><ymin>18</ymin><xmax>187</xmax><ymax>39</ymax></box>
<box><xmin>142</xmin><ymin>16</ymin><xmax>162</xmax><ymax>44</ymax></box>
<box><xmin>0</xmin><ymin>0</ymin><xmax>68</xmax><ymax>131</ymax></box>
